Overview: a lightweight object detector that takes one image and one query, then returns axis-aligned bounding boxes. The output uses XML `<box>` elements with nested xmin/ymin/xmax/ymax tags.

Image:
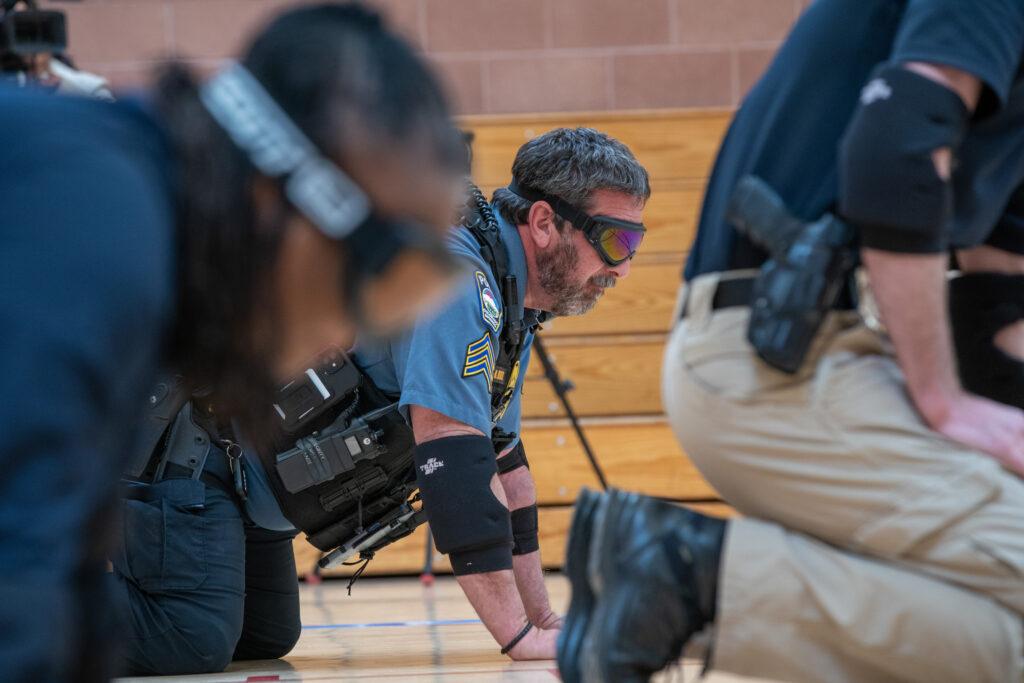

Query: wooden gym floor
<box><xmin>116</xmin><ymin>574</ymin><xmax>768</xmax><ymax>683</ymax></box>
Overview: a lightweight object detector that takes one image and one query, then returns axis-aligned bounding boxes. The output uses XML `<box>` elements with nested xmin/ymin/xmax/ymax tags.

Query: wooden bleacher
<box><xmin>294</xmin><ymin>108</ymin><xmax>735</xmax><ymax>577</ymax></box>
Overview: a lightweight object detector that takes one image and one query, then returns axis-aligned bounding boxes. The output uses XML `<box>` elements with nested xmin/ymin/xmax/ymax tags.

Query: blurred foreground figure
<box><xmin>0</xmin><ymin>3</ymin><xmax>465</xmax><ymax>681</ymax></box>
<box><xmin>560</xmin><ymin>1</ymin><xmax>1024</xmax><ymax>681</ymax></box>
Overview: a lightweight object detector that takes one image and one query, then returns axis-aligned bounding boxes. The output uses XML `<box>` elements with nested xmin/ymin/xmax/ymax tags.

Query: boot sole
<box><xmin>581</xmin><ymin>491</ymin><xmax>667</xmax><ymax>683</ymax></box>
<box><xmin>556</xmin><ymin>488</ymin><xmax>604</xmax><ymax>683</ymax></box>
<box><xmin>583</xmin><ymin>584</ymin><xmax>660</xmax><ymax>683</ymax></box>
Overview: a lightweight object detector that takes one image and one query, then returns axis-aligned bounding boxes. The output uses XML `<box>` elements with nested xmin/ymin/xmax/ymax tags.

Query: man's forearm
<box><xmin>512</xmin><ymin>551</ymin><xmax>560</xmax><ymax>628</ymax></box>
<box><xmin>862</xmin><ymin>248</ymin><xmax>959</xmax><ymax>423</ymax></box>
<box><xmin>455</xmin><ymin>569</ymin><xmax>530</xmax><ymax>644</ymax></box>
<box><xmin>498</xmin><ymin>465</ymin><xmax>558</xmax><ymax>625</ymax></box>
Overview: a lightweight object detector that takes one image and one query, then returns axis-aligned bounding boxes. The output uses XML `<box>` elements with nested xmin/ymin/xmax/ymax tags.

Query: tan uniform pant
<box><xmin>663</xmin><ymin>271</ymin><xmax>1024</xmax><ymax>683</ymax></box>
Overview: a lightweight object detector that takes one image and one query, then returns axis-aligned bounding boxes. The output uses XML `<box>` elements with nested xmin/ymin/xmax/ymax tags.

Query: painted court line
<box><xmin>302</xmin><ymin>617</ymin><xmax>482</xmax><ymax>630</ymax></box>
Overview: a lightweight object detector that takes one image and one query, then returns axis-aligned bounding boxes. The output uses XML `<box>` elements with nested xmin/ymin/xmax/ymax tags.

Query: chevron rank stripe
<box><xmin>462</xmin><ymin>332</ymin><xmax>494</xmax><ymax>384</ymax></box>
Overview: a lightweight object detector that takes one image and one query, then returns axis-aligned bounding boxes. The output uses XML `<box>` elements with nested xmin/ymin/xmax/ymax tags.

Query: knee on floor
<box><xmin>233</xmin><ymin>616</ymin><xmax>302</xmax><ymax>661</ymax></box>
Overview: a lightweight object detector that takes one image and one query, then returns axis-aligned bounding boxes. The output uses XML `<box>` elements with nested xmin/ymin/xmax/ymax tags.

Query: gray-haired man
<box><xmin>353</xmin><ymin>127</ymin><xmax>650</xmax><ymax>658</ymax></box>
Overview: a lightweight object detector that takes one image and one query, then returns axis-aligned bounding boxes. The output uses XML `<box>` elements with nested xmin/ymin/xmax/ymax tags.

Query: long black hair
<box><xmin>152</xmin><ymin>3</ymin><xmax>460</xmax><ymax>441</ymax></box>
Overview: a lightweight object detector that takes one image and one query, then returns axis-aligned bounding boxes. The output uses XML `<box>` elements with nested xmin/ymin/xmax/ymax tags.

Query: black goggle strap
<box><xmin>508</xmin><ymin>179</ymin><xmax>596</xmax><ymax>232</ymax></box>
<box><xmin>200</xmin><ymin>61</ymin><xmax>371</xmax><ymax>241</ymax></box>
<box><xmin>507</xmin><ymin>180</ymin><xmax>645</xmax><ymax>264</ymax></box>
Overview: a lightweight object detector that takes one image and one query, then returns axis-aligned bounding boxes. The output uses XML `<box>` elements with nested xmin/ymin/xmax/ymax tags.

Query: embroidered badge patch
<box><xmin>475</xmin><ymin>270</ymin><xmax>501</xmax><ymax>333</ymax></box>
<box><xmin>462</xmin><ymin>331</ymin><xmax>495</xmax><ymax>384</ymax></box>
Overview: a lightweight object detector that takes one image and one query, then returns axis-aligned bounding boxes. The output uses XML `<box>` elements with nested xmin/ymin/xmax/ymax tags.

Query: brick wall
<box><xmin>41</xmin><ymin>0</ymin><xmax>814</xmax><ymax>115</ymax></box>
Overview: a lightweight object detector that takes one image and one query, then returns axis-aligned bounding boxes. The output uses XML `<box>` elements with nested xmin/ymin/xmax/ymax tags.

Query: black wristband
<box><xmin>500</xmin><ymin>621</ymin><xmax>534</xmax><ymax>656</ymax></box>
<box><xmin>510</xmin><ymin>504</ymin><xmax>539</xmax><ymax>555</ymax></box>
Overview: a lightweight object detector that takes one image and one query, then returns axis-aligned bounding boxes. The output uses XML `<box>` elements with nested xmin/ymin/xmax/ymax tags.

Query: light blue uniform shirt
<box><xmin>243</xmin><ymin>207</ymin><xmax>535</xmax><ymax>530</ymax></box>
<box><xmin>355</xmin><ymin>207</ymin><xmax>534</xmax><ymax>442</ymax></box>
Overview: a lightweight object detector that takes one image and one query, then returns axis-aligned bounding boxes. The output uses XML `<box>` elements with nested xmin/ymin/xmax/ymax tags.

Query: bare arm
<box><xmin>410</xmin><ymin>406</ymin><xmax>558</xmax><ymax>659</ymax></box>
<box><xmin>861</xmin><ymin>62</ymin><xmax>976</xmax><ymax>420</ymax></box>
<box><xmin>496</xmin><ymin>455</ymin><xmax>561</xmax><ymax>629</ymax></box>
<box><xmin>862</xmin><ymin>249</ymin><xmax>956</xmax><ymax>418</ymax></box>
<box><xmin>864</xmin><ymin>62</ymin><xmax>1024</xmax><ymax>471</ymax></box>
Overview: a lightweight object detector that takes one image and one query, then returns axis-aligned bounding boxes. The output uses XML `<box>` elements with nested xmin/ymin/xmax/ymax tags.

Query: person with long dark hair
<box><xmin>0</xmin><ymin>3</ymin><xmax>465</xmax><ymax>681</ymax></box>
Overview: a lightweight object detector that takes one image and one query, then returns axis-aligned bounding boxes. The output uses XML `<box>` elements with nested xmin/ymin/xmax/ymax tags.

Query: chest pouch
<box><xmin>272</xmin><ymin>348</ymin><xmax>362</xmax><ymax>432</ymax></box>
<box><xmin>258</xmin><ymin>354</ymin><xmax>422</xmax><ymax>558</ymax></box>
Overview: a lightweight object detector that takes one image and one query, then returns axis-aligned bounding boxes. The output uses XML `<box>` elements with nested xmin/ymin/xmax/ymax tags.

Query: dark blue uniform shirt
<box><xmin>0</xmin><ymin>86</ymin><xmax>174</xmax><ymax>680</ymax></box>
<box><xmin>685</xmin><ymin>0</ymin><xmax>1024</xmax><ymax>280</ymax></box>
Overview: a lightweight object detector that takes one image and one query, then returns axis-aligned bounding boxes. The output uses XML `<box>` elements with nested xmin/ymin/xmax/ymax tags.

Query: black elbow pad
<box><xmin>839</xmin><ymin>65</ymin><xmax>969</xmax><ymax>253</ymax></box>
<box><xmin>414</xmin><ymin>435</ymin><xmax>512</xmax><ymax>575</ymax></box>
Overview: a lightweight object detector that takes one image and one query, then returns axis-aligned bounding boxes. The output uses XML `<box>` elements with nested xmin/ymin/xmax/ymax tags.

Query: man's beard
<box><xmin>536</xmin><ymin>232</ymin><xmax>615</xmax><ymax>317</ymax></box>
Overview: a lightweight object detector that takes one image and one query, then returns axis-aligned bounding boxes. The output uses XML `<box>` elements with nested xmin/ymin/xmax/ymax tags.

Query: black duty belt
<box><xmin>680</xmin><ymin>276</ymin><xmax>755</xmax><ymax>320</ymax></box>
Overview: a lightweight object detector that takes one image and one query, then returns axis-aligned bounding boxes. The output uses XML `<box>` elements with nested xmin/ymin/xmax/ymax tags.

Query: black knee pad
<box><xmin>414</xmin><ymin>435</ymin><xmax>512</xmax><ymax>575</ymax></box>
<box><xmin>949</xmin><ymin>272</ymin><xmax>1024</xmax><ymax>409</ymax></box>
<box><xmin>510</xmin><ymin>503</ymin><xmax>539</xmax><ymax>555</ymax></box>
<box><xmin>497</xmin><ymin>440</ymin><xmax>529</xmax><ymax>474</ymax></box>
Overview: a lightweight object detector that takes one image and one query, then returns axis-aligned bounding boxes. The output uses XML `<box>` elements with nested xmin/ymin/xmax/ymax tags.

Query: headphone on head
<box><xmin>201</xmin><ymin>61</ymin><xmax>462</xmax><ymax>335</ymax></box>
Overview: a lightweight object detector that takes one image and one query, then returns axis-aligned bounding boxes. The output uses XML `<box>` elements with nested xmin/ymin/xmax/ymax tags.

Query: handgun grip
<box><xmin>726</xmin><ymin>175</ymin><xmax>806</xmax><ymax>256</ymax></box>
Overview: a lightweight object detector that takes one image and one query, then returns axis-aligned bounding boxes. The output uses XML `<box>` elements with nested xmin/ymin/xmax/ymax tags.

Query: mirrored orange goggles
<box><xmin>508</xmin><ymin>181</ymin><xmax>645</xmax><ymax>266</ymax></box>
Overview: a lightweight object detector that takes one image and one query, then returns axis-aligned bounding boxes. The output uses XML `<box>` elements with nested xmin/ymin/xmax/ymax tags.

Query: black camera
<box><xmin>1</xmin><ymin>1</ymin><xmax>67</xmax><ymax>73</ymax></box>
<box><xmin>726</xmin><ymin>175</ymin><xmax>858</xmax><ymax>374</ymax></box>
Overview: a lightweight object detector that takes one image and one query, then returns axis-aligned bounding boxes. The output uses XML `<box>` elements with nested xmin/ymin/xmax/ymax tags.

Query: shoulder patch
<box><xmin>462</xmin><ymin>331</ymin><xmax>495</xmax><ymax>384</ymax></box>
<box><xmin>475</xmin><ymin>270</ymin><xmax>502</xmax><ymax>334</ymax></box>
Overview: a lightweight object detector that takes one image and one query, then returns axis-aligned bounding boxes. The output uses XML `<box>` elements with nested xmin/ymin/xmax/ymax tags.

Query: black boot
<box><xmin>580</xmin><ymin>489</ymin><xmax>725</xmax><ymax>683</ymax></box>
<box><xmin>557</xmin><ymin>487</ymin><xmax>607</xmax><ymax>683</ymax></box>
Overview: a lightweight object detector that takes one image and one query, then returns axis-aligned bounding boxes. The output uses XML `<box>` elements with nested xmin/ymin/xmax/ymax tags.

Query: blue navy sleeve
<box><xmin>891</xmin><ymin>0</ymin><xmax>1024</xmax><ymax>109</ymax></box>
<box><xmin>392</xmin><ymin>263</ymin><xmax>503</xmax><ymax>436</ymax></box>
<box><xmin>0</xmin><ymin>112</ymin><xmax>173</xmax><ymax>566</ymax></box>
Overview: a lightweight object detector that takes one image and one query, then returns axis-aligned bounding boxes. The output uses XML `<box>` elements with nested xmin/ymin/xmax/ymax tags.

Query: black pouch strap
<box><xmin>497</xmin><ymin>440</ymin><xmax>529</xmax><ymax>474</ymax></box>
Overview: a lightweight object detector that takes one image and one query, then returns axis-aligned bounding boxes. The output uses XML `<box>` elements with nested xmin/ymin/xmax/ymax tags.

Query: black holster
<box><xmin>123</xmin><ymin>375</ymin><xmax>209</xmax><ymax>482</ymax></box>
<box><xmin>727</xmin><ymin>176</ymin><xmax>858</xmax><ymax>374</ymax></box>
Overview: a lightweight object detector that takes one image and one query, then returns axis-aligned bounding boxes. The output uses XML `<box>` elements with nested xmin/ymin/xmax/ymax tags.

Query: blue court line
<box><xmin>303</xmin><ymin>618</ymin><xmax>482</xmax><ymax>630</ymax></box>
